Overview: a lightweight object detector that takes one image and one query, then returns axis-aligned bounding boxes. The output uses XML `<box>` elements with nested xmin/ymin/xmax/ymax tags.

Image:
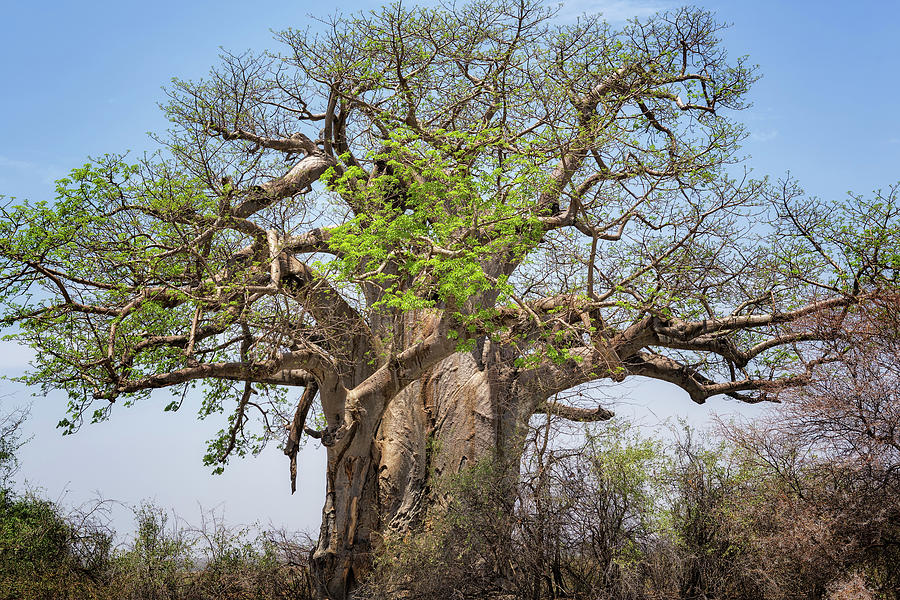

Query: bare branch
<box><xmin>535</xmin><ymin>399</ymin><xmax>614</xmax><ymax>422</ymax></box>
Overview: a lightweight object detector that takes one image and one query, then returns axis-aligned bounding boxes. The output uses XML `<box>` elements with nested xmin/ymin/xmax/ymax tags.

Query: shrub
<box><xmin>0</xmin><ymin>490</ymin><xmax>113</xmax><ymax>600</ymax></box>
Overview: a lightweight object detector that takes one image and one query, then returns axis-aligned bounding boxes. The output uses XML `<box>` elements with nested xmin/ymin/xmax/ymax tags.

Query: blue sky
<box><xmin>1</xmin><ymin>0</ymin><xmax>899</xmax><ymax>536</ymax></box>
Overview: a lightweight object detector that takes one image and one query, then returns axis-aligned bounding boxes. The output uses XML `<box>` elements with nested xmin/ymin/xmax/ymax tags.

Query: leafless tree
<box><xmin>723</xmin><ymin>292</ymin><xmax>900</xmax><ymax>597</ymax></box>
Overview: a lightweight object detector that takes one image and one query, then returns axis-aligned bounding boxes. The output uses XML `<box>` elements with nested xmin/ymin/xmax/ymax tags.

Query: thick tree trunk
<box><xmin>311</xmin><ymin>339</ymin><xmax>534</xmax><ymax>599</ymax></box>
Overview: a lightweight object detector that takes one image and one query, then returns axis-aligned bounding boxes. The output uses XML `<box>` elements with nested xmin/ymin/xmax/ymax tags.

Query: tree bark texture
<box><xmin>312</xmin><ymin>337</ymin><xmax>533</xmax><ymax>599</ymax></box>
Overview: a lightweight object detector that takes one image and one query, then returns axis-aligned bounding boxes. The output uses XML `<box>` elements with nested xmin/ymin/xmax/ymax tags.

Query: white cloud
<box><xmin>553</xmin><ymin>0</ymin><xmax>673</xmax><ymax>23</ymax></box>
<box><xmin>0</xmin><ymin>155</ymin><xmax>64</xmax><ymax>188</ymax></box>
<box><xmin>750</xmin><ymin>128</ymin><xmax>779</xmax><ymax>143</ymax></box>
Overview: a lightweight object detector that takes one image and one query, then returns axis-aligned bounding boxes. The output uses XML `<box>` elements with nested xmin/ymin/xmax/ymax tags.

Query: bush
<box><xmin>362</xmin><ymin>456</ymin><xmax>517</xmax><ymax>599</ymax></box>
<box><xmin>0</xmin><ymin>492</ymin><xmax>316</xmax><ymax>600</ymax></box>
<box><xmin>0</xmin><ymin>489</ymin><xmax>113</xmax><ymax>600</ymax></box>
<box><xmin>109</xmin><ymin>503</ymin><xmax>195</xmax><ymax>600</ymax></box>
<box><xmin>0</xmin><ymin>401</ymin><xmax>317</xmax><ymax>600</ymax></box>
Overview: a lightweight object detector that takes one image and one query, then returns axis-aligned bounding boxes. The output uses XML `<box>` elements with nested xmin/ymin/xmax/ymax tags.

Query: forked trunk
<box><xmin>311</xmin><ymin>339</ymin><xmax>532</xmax><ymax>598</ymax></box>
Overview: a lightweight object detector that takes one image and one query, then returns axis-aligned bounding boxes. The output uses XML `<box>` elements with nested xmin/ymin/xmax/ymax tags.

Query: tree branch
<box><xmin>535</xmin><ymin>399</ymin><xmax>614</xmax><ymax>422</ymax></box>
<box><xmin>103</xmin><ymin>351</ymin><xmax>331</xmax><ymax>399</ymax></box>
<box><xmin>208</xmin><ymin>124</ymin><xmax>318</xmax><ymax>155</ymax></box>
<box><xmin>284</xmin><ymin>380</ymin><xmax>319</xmax><ymax>494</ymax></box>
<box><xmin>232</xmin><ymin>153</ymin><xmax>335</xmax><ymax>219</ymax></box>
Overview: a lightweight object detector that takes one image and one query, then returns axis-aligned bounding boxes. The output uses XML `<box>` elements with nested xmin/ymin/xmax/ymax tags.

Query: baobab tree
<box><xmin>1</xmin><ymin>2</ymin><xmax>897</xmax><ymax>597</ymax></box>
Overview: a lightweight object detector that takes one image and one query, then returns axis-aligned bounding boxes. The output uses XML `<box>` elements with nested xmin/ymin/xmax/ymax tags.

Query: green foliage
<box><xmin>0</xmin><ymin>489</ymin><xmax>113</xmax><ymax>600</ymax></box>
<box><xmin>0</xmin><ymin>491</ymin><xmax>316</xmax><ymax>600</ymax></box>
<box><xmin>0</xmin><ymin>156</ymin><xmax>221</xmax><ymax>418</ymax></box>
<box><xmin>323</xmin><ymin>127</ymin><xmax>543</xmax><ymax>313</ymax></box>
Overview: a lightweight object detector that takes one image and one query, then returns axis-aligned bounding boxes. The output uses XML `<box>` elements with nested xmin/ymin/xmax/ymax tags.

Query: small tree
<box><xmin>662</xmin><ymin>426</ymin><xmax>764</xmax><ymax>600</ymax></box>
<box><xmin>524</xmin><ymin>422</ymin><xmax>666</xmax><ymax>598</ymax></box>
<box><xmin>2</xmin><ymin>2</ymin><xmax>898</xmax><ymax>595</ymax></box>
<box><xmin>113</xmin><ymin>504</ymin><xmax>195</xmax><ymax>600</ymax></box>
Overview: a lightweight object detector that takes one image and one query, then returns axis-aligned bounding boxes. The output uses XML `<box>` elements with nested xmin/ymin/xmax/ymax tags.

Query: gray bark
<box><xmin>311</xmin><ymin>339</ymin><xmax>534</xmax><ymax>599</ymax></box>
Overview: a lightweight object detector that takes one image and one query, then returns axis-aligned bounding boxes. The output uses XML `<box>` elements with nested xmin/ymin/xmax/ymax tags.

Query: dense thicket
<box><xmin>2</xmin><ymin>388</ymin><xmax>897</xmax><ymax>600</ymax></box>
<box><xmin>0</xmin><ymin>491</ymin><xmax>316</xmax><ymax>599</ymax></box>
<box><xmin>362</xmin><ymin>415</ymin><xmax>899</xmax><ymax>600</ymax></box>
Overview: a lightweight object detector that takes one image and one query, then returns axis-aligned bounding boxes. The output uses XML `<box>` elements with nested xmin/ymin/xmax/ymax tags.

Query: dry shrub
<box><xmin>188</xmin><ymin>513</ymin><xmax>316</xmax><ymax>600</ymax></box>
<box><xmin>108</xmin><ymin>504</ymin><xmax>317</xmax><ymax>600</ymax></box>
<box><xmin>0</xmin><ymin>492</ymin><xmax>317</xmax><ymax>600</ymax></box>
<box><xmin>827</xmin><ymin>573</ymin><xmax>878</xmax><ymax>600</ymax></box>
<box><xmin>722</xmin><ymin>294</ymin><xmax>900</xmax><ymax>599</ymax></box>
<box><xmin>361</xmin><ymin>457</ymin><xmax>516</xmax><ymax>599</ymax></box>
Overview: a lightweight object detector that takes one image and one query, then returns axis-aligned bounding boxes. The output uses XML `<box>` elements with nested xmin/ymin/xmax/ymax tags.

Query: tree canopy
<box><xmin>2</xmin><ymin>2</ymin><xmax>899</xmax><ymax>595</ymax></box>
